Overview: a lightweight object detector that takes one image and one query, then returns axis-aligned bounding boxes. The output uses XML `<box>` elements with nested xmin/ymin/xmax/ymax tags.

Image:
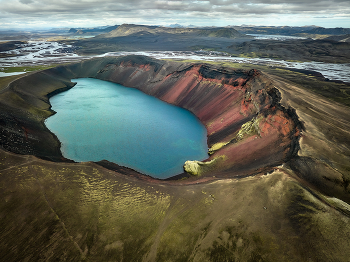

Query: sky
<box><xmin>0</xmin><ymin>0</ymin><xmax>349</xmax><ymax>30</ymax></box>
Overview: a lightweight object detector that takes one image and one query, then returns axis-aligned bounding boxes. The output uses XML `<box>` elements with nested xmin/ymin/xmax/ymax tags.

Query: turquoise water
<box><xmin>45</xmin><ymin>78</ymin><xmax>208</xmax><ymax>179</ymax></box>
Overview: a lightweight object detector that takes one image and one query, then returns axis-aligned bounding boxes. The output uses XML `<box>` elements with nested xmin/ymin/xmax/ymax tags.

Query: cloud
<box><xmin>19</xmin><ymin>0</ymin><xmax>33</xmax><ymax>4</ymax></box>
<box><xmin>0</xmin><ymin>0</ymin><xmax>349</xmax><ymax>29</ymax></box>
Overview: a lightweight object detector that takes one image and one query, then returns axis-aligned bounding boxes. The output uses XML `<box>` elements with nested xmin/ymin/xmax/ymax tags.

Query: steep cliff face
<box><xmin>0</xmin><ymin>55</ymin><xmax>302</xmax><ymax>179</ymax></box>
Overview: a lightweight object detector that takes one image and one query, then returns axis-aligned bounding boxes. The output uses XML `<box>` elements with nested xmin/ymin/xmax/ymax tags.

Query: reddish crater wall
<box><xmin>93</xmin><ymin>57</ymin><xmax>301</xmax><ymax>177</ymax></box>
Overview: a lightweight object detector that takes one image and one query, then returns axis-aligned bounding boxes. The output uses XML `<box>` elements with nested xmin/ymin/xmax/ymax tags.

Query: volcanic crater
<box><xmin>0</xmin><ymin>55</ymin><xmax>302</xmax><ymax>182</ymax></box>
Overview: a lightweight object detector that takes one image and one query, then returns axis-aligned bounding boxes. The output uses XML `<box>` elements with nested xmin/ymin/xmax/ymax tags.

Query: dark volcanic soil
<box><xmin>228</xmin><ymin>38</ymin><xmax>350</xmax><ymax>63</ymax></box>
<box><xmin>67</xmin><ymin>34</ymin><xmax>250</xmax><ymax>55</ymax></box>
<box><xmin>0</xmin><ymin>41</ymin><xmax>27</xmax><ymax>52</ymax></box>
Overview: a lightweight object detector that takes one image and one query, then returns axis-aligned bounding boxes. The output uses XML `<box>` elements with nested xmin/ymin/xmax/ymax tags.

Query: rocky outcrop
<box><xmin>0</xmin><ymin>55</ymin><xmax>302</xmax><ymax>179</ymax></box>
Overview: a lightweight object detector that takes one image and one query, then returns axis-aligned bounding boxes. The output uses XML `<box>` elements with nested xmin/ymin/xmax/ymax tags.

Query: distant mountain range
<box><xmin>168</xmin><ymin>24</ymin><xmax>198</xmax><ymax>28</ymax></box>
<box><xmin>68</xmin><ymin>24</ymin><xmax>350</xmax><ymax>39</ymax></box>
<box><xmin>97</xmin><ymin>24</ymin><xmax>245</xmax><ymax>39</ymax></box>
<box><xmin>68</xmin><ymin>25</ymin><xmax>119</xmax><ymax>35</ymax></box>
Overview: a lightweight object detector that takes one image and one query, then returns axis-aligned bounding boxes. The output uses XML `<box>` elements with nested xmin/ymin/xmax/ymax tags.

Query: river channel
<box><xmin>0</xmin><ymin>41</ymin><xmax>349</xmax><ymax>83</ymax></box>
